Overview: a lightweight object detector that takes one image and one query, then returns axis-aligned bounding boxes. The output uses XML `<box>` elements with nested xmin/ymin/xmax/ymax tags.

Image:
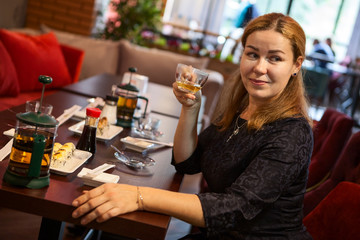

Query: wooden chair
<box><xmin>303</xmin><ymin>66</ymin><xmax>331</xmax><ymax>107</ymax></box>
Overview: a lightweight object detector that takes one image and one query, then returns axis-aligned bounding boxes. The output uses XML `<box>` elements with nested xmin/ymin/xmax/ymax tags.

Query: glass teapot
<box><xmin>3</xmin><ymin>76</ymin><xmax>59</xmax><ymax>189</ymax></box>
<box><xmin>114</xmin><ymin>67</ymin><xmax>149</xmax><ymax>128</ymax></box>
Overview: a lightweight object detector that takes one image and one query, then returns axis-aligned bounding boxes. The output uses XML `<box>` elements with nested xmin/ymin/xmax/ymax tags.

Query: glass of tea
<box><xmin>175</xmin><ymin>63</ymin><xmax>209</xmax><ymax>94</ymax></box>
<box><xmin>26</xmin><ymin>100</ymin><xmax>53</xmax><ymax>115</ymax></box>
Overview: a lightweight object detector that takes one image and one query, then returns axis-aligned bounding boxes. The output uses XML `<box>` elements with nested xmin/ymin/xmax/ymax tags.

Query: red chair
<box><xmin>303</xmin><ymin>181</ymin><xmax>360</xmax><ymax>240</ymax></box>
<box><xmin>304</xmin><ymin>131</ymin><xmax>360</xmax><ymax>216</ymax></box>
<box><xmin>307</xmin><ymin>108</ymin><xmax>354</xmax><ymax>190</ymax></box>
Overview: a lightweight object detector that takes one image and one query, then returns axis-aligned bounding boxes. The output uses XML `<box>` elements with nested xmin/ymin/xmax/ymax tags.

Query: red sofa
<box><xmin>0</xmin><ymin>29</ymin><xmax>84</xmax><ymax>112</ymax></box>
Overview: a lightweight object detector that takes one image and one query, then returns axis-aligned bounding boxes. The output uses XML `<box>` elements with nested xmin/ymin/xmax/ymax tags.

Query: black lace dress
<box><xmin>173</xmin><ymin>116</ymin><xmax>314</xmax><ymax>240</ymax></box>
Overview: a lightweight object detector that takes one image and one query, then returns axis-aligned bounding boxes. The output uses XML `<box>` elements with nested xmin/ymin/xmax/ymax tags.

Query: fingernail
<box><xmin>72</xmin><ymin>212</ymin><xmax>78</xmax><ymax>218</ymax></box>
<box><xmin>72</xmin><ymin>201</ymin><xmax>78</xmax><ymax>207</ymax></box>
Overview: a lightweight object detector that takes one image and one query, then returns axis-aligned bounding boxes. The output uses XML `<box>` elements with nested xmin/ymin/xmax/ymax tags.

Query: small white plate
<box><xmin>50</xmin><ymin>149</ymin><xmax>92</xmax><ymax>175</ymax></box>
<box><xmin>120</xmin><ymin>136</ymin><xmax>162</xmax><ymax>153</ymax></box>
<box><xmin>68</xmin><ymin>121</ymin><xmax>123</xmax><ymax>141</ymax></box>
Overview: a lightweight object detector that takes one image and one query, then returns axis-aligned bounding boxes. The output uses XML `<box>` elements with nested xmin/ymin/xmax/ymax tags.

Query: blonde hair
<box><xmin>214</xmin><ymin>13</ymin><xmax>312</xmax><ymax>131</ymax></box>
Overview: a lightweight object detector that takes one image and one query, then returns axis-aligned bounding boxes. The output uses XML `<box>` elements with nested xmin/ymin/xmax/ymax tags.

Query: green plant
<box><xmin>100</xmin><ymin>0</ymin><xmax>163</xmax><ymax>44</ymax></box>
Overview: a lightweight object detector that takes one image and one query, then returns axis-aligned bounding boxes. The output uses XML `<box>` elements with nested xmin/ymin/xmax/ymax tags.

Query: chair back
<box><xmin>307</xmin><ymin>108</ymin><xmax>353</xmax><ymax>190</ymax></box>
<box><xmin>303</xmin><ymin>66</ymin><xmax>330</xmax><ymax>105</ymax></box>
<box><xmin>331</xmin><ymin>131</ymin><xmax>360</xmax><ymax>182</ymax></box>
<box><xmin>304</xmin><ymin>131</ymin><xmax>360</xmax><ymax>216</ymax></box>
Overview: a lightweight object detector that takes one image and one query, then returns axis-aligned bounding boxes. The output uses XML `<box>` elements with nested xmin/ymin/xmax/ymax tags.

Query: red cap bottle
<box><xmin>76</xmin><ymin>108</ymin><xmax>102</xmax><ymax>155</ymax></box>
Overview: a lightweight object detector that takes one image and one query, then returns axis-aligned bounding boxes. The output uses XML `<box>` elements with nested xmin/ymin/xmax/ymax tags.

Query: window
<box><xmin>289</xmin><ymin>0</ymin><xmax>360</xmax><ymax>61</ymax></box>
<box><xmin>163</xmin><ymin>0</ymin><xmax>360</xmax><ymax>62</ymax></box>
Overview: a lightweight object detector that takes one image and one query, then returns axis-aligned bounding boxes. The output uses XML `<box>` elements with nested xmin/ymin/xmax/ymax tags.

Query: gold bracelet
<box><xmin>137</xmin><ymin>186</ymin><xmax>144</xmax><ymax>211</ymax></box>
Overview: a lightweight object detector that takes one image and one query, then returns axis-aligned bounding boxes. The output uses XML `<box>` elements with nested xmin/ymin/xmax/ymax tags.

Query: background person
<box><xmin>310</xmin><ymin>38</ymin><xmax>335</xmax><ymax>68</ymax></box>
<box><xmin>234</xmin><ymin>0</ymin><xmax>260</xmax><ymax>28</ymax></box>
<box><xmin>325</xmin><ymin>37</ymin><xmax>336</xmax><ymax>57</ymax></box>
<box><xmin>72</xmin><ymin>13</ymin><xmax>314</xmax><ymax>239</ymax></box>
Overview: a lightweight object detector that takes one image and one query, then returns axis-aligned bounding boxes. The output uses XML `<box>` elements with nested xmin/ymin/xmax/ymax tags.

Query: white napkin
<box><xmin>0</xmin><ymin>139</ymin><xmax>13</xmax><ymax>162</ymax></box>
<box><xmin>3</xmin><ymin>128</ymin><xmax>15</xmax><ymax>137</ymax></box>
<box><xmin>56</xmin><ymin>105</ymin><xmax>82</xmax><ymax>126</ymax></box>
<box><xmin>77</xmin><ymin>164</ymin><xmax>119</xmax><ymax>187</ymax></box>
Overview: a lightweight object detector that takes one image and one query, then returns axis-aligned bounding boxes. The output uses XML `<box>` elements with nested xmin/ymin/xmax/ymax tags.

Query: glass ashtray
<box><xmin>114</xmin><ymin>152</ymin><xmax>155</xmax><ymax>169</ymax></box>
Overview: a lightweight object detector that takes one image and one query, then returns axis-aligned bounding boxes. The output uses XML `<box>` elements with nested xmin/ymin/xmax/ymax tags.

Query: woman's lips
<box><xmin>250</xmin><ymin>78</ymin><xmax>268</xmax><ymax>85</ymax></box>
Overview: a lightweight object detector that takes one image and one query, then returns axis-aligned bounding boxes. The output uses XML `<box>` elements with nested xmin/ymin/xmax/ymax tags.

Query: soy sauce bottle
<box><xmin>76</xmin><ymin>108</ymin><xmax>101</xmax><ymax>155</ymax></box>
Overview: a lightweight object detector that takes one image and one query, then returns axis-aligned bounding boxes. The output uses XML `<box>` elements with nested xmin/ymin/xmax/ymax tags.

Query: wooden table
<box><xmin>0</xmin><ymin>83</ymin><xmax>184</xmax><ymax>239</ymax></box>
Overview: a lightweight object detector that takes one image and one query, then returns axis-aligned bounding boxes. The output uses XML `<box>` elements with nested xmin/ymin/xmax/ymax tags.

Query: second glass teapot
<box><xmin>114</xmin><ymin>67</ymin><xmax>148</xmax><ymax>128</ymax></box>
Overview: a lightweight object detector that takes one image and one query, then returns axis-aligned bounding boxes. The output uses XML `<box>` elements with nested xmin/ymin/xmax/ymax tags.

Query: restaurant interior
<box><xmin>1</xmin><ymin>0</ymin><xmax>360</xmax><ymax>239</ymax></box>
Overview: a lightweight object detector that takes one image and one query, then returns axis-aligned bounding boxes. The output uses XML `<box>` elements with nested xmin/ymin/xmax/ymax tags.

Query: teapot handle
<box><xmin>28</xmin><ymin>134</ymin><xmax>46</xmax><ymax>177</ymax></box>
<box><xmin>137</xmin><ymin>96</ymin><xmax>149</xmax><ymax>118</ymax></box>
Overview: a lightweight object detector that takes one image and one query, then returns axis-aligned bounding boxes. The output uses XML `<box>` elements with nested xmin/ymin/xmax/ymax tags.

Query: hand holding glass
<box><xmin>175</xmin><ymin>63</ymin><xmax>209</xmax><ymax>94</ymax></box>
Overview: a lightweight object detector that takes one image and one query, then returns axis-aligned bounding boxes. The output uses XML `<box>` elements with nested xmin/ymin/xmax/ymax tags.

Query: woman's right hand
<box><xmin>172</xmin><ymin>82</ymin><xmax>201</xmax><ymax>110</ymax></box>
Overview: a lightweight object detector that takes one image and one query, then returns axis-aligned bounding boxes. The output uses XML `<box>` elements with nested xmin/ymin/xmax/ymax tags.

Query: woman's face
<box><xmin>240</xmin><ymin>30</ymin><xmax>302</xmax><ymax>105</ymax></box>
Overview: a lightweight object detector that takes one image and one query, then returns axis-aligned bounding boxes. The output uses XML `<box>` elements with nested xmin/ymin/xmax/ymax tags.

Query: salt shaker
<box><xmin>76</xmin><ymin>108</ymin><xmax>102</xmax><ymax>155</ymax></box>
<box><xmin>100</xmin><ymin>95</ymin><xmax>118</xmax><ymax>125</ymax></box>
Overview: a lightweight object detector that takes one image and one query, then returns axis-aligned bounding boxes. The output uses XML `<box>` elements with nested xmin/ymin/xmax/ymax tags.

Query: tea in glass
<box><xmin>175</xmin><ymin>63</ymin><xmax>209</xmax><ymax>94</ymax></box>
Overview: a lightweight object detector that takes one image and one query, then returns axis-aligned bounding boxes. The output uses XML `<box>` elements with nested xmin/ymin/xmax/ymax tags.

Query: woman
<box><xmin>72</xmin><ymin>13</ymin><xmax>313</xmax><ymax>239</ymax></box>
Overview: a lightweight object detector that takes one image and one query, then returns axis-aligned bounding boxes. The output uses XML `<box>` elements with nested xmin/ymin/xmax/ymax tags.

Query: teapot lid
<box><xmin>118</xmin><ymin>66</ymin><xmax>139</xmax><ymax>92</ymax></box>
<box><xmin>16</xmin><ymin>112</ymin><xmax>58</xmax><ymax>128</ymax></box>
<box><xmin>118</xmin><ymin>83</ymin><xmax>139</xmax><ymax>92</ymax></box>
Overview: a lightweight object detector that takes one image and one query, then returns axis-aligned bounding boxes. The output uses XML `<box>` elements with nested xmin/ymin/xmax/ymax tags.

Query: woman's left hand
<box><xmin>72</xmin><ymin>183</ymin><xmax>138</xmax><ymax>225</ymax></box>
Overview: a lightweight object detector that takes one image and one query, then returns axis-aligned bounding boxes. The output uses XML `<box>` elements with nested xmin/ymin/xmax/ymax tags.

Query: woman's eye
<box><xmin>269</xmin><ymin>56</ymin><xmax>282</xmax><ymax>62</ymax></box>
<box><xmin>246</xmin><ymin>52</ymin><xmax>258</xmax><ymax>59</ymax></box>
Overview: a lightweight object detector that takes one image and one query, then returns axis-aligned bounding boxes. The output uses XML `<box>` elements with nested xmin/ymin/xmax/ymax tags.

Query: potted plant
<box><xmin>99</xmin><ymin>0</ymin><xmax>163</xmax><ymax>45</ymax></box>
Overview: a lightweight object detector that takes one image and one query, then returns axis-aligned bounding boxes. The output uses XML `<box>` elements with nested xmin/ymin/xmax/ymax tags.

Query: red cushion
<box><xmin>59</xmin><ymin>44</ymin><xmax>85</xmax><ymax>83</ymax></box>
<box><xmin>303</xmin><ymin>182</ymin><xmax>360</xmax><ymax>240</ymax></box>
<box><xmin>0</xmin><ymin>29</ymin><xmax>72</xmax><ymax>92</ymax></box>
<box><xmin>0</xmin><ymin>41</ymin><xmax>20</xmax><ymax>96</ymax></box>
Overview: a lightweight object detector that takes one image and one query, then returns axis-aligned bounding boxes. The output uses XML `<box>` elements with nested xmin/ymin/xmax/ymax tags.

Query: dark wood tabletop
<box><xmin>0</xmin><ymin>84</ymin><xmax>183</xmax><ymax>239</ymax></box>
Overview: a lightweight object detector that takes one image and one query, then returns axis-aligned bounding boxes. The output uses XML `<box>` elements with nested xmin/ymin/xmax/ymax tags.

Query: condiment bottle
<box><xmin>100</xmin><ymin>95</ymin><xmax>118</xmax><ymax>125</ymax></box>
<box><xmin>76</xmin><ymin>108</ymin><xmax>101</xmax><ymax>155</ymax></box>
